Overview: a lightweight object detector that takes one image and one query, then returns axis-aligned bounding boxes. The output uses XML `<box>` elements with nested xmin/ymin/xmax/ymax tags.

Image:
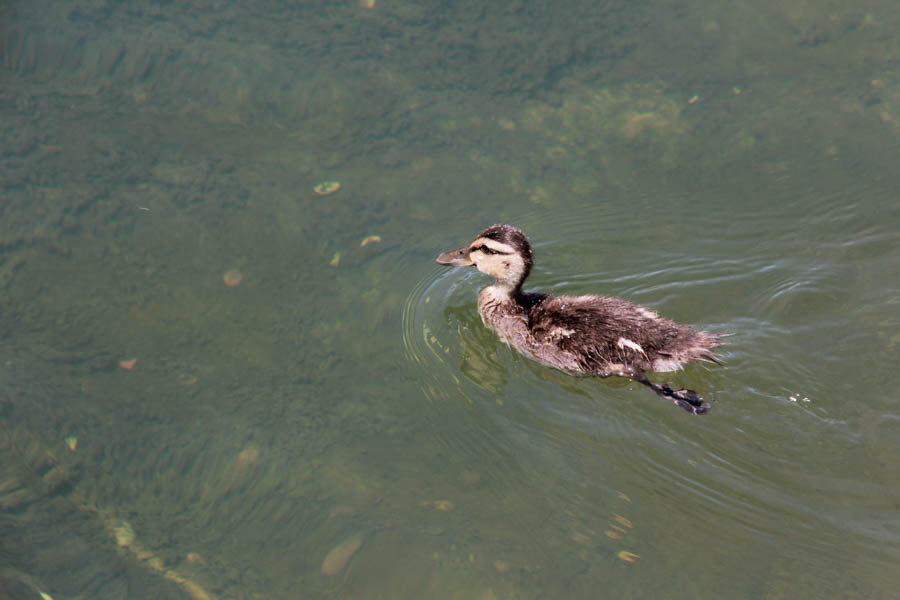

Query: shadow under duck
<box><xmin>436</xmin><ymin>224</ymin><xmax>722</xmax><ymax>414</ymax></box>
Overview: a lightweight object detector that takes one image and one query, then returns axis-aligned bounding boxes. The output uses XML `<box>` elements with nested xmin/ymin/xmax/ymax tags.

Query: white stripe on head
<box><xmin>469</xmin><ymin>238</ymin><xmax>526</xmax><ymax>290</ymax></box>
<box><xmin>471</xmin><ymin>238</ymin><xmax>515</xmax><ymax>254</ymax></box>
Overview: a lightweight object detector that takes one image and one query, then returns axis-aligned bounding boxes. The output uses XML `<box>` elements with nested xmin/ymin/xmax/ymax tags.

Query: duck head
<box><xmin>436</xmin><ymin>224</ymin><xmax>533</xmax><ymax>292</ymax></box>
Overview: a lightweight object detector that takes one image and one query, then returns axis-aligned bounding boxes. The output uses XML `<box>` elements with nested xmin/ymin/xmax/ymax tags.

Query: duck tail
<box><xmin>686</xmin><ymin>330</ymin><xmax>725</xmax><ymax>365</ymax></box>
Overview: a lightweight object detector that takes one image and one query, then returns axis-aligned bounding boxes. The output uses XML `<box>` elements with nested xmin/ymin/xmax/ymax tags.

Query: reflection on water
<box><xmin>2</xmin><ymin>0</ymin><xmax>900</xmax><ymax>598</ymax></box>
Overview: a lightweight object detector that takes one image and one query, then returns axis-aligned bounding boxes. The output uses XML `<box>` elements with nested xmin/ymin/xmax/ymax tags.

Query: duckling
<box><xmin>436</xmin><ymin>224</ymin><xmax>722</xmax><ymax>414</ymax></box>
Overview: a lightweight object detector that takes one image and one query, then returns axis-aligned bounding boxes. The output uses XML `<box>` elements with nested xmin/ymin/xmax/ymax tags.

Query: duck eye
<box><xmin>472</xmin><ymin>245</ymin><xmax>497</xmax><ymax>255</ymax></box>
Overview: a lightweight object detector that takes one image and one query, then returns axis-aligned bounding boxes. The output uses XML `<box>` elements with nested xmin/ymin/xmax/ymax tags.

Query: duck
<box><xmin>435</xmin><ymin>224</ymin><xmax>722</xmax><ymax>414</ymax></box>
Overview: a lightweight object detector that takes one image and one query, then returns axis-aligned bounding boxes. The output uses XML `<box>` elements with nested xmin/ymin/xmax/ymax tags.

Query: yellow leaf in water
<box><xmin>313</xmin><ymin>181</ymin><xmax>341</xmax><ymax>196</ymax></box>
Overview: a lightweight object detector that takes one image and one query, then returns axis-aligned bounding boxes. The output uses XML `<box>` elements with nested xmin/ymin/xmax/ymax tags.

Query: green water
<box><xmin>2</xmin><ymin>0</ymin><xmax>899</xmax><ymax>598</ymax></box>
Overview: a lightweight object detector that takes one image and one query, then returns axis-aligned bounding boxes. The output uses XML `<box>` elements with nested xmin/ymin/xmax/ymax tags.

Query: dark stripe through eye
<box><xmin>471</xmin><ymin>245</ymin><xmax>509</xmax><ymax>255</ymax></box>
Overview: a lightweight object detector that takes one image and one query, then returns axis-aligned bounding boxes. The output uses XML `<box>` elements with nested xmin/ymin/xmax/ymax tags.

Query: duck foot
<box><xmin>620</xmin><ymin>368</ymin><xmax>710</xmax><ymax>415</ymax></box>
<box><xmin>657</xmin><ymin>384</ymin><xmax>709</xmax><ymax>415</ymax></box>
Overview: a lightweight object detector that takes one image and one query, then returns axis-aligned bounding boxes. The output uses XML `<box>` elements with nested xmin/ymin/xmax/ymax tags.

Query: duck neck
<box><xmin>484</xmin><ymin>279</ymin><xmax>524</xmax><ymax>306</ymax></box>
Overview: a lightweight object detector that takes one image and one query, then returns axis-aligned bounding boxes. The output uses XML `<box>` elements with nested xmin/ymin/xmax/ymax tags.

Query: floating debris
<box><xmin>360</xmin><ymin>235</ymin><xmax>382</xmax><ymax>247</ymax></box>
<box><xmin>65</xmin><ymin>435</ymin><xmax>78</xmax><ymax>452</ymax></box>
<box><xmin>613</xmin><ymin>514</ymin><xmax>632</xmax><ymax>528</ymax></box>
<box><xmin>223</xmin><ymin>269</ymin><xmax>243</xmax><ymax>288</ymax></box>
<box><xmin>617</xmin><ymin>550</ymin><xmax>640</xmax><ymax>563</ymax></box>
<box><xmin>313</xmin><ymin>181</ymin><xmax>341</xmax><ymax>196</ymax></box>
<box><xmin>321</xmin><ymin>535</ymin><xmax>363</xmax><ymax>576</ymax></box>
<box><xmin>329</xmin><ymin>252</ymin><xmax>341</xmax><ymax>267</ymax></box>
<box><xmin>119</xmin><ymin>358</ymin><xmax>137</xmax><ymax>371</ymax></box>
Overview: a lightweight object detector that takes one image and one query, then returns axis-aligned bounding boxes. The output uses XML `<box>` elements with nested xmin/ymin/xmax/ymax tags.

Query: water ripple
<box><xmin>402</xmin><ymin>201</ymin><xmax>900</xmax><ymax>577</ymax></box>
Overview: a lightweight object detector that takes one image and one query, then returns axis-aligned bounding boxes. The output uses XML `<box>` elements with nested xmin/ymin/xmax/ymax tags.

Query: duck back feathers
<box><xmin>526</xmin><ymin>294</ymin><xmax>720</xmax><ymax>375</ymax></box>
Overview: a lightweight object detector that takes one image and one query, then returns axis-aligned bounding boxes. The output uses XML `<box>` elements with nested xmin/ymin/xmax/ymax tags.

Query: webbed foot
<box><xmin>617</xmin><ymin>367</ymin><xmax>711</xmax><ymax>415</ymax></box>
<box><xmin>659</xmin><ymin>384</ymin><xmax>709</xmax><ymax>414</ymax></box>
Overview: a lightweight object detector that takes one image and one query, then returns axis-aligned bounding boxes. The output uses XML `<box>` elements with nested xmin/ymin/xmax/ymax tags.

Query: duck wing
<box><xmin>527</xmin><ymin>295</ymin><xmax>718</xmax><ymax>374</ymax></box>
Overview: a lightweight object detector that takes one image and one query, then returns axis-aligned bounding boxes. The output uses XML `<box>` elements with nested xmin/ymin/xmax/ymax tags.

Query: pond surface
<box><xmin>1</xmin><ymin>0</ymin><xmax>899</xmax><ymax>598</ymax></box>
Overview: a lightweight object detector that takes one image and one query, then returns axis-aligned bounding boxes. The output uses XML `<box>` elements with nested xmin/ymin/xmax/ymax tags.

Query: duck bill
<box><xmin>435</xmin><ymin>246</ymin><xmax>474</xmax><ymax>267</ymax></box>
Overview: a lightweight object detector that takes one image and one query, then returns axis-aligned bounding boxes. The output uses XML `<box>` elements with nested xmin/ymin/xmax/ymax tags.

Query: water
<box><xmin>1</xmin><ymin>0</ymin><xmax>899</xmax><ymax>598</ymax></box>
